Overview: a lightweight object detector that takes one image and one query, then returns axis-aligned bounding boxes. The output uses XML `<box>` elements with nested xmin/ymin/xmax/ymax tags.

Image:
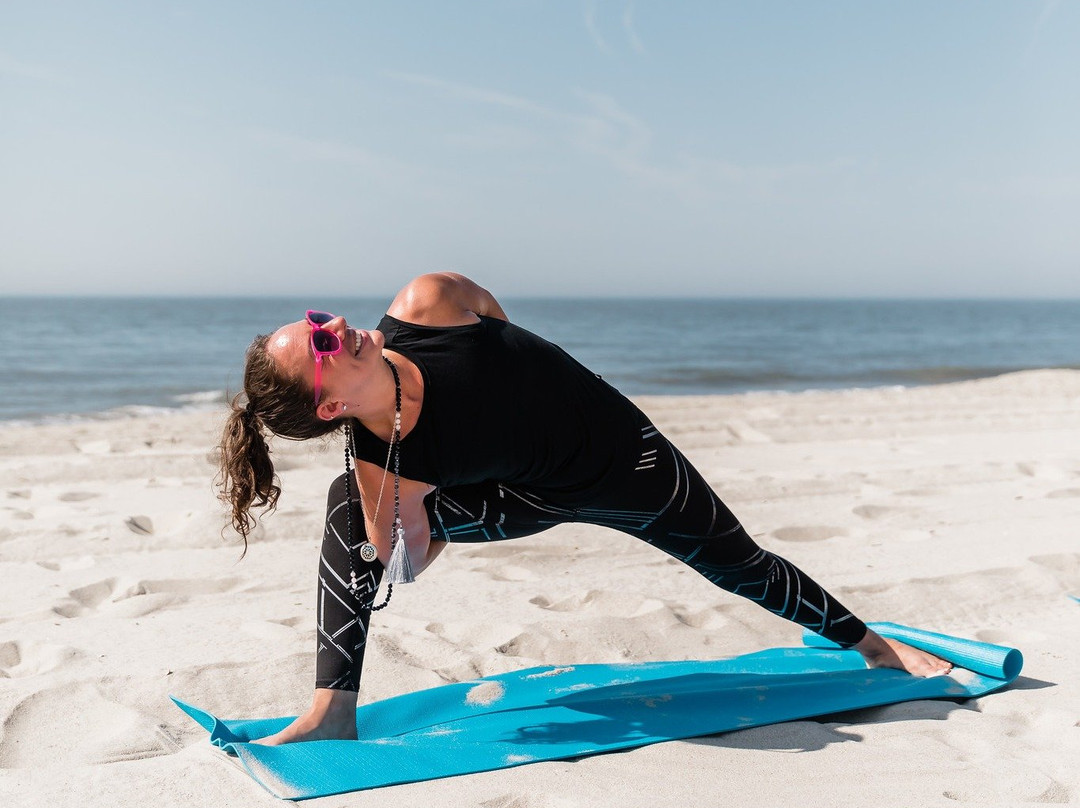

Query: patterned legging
<box><xmin>315</xmin><ymin>421</ymin><xmax>868</xmax><ymax>691</ymax></box>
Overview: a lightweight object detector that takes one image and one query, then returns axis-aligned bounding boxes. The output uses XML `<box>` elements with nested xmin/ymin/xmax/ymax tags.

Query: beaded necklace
<box><xmin>342</xmin><ymin>355</ymin><xmax>403</xmax><ymax>610</ymax></box>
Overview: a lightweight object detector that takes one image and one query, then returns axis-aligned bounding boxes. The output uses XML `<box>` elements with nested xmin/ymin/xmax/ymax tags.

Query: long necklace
<box><xmin>343</xmin><ymin>355</ymin><xmax>402</xmax><ymax>610</ymax></box>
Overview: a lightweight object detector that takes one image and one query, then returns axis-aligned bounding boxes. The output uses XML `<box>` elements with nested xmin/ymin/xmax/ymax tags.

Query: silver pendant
<box><xmin>358</xmin><ymin>542</ymin><xmax>378</xmax><ymax>563</ymax></box>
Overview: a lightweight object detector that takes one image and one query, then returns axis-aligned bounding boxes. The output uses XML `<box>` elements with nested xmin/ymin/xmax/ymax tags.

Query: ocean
<box><xmin>2</xmin><ymin>297</ymin><xmax>1079</xmax><ymax>424</ymax></box>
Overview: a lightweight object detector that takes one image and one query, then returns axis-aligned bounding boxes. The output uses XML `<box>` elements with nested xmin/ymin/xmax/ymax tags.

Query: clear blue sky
<box><xmin>2</xmin><ymin>1</ymin><xmax>1077</xmax><ymax>297</ymax></box>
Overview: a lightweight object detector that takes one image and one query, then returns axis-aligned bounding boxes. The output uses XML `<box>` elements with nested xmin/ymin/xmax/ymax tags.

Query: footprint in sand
<box><xmin>495</xmin><ymin>630</ymin><xmax>553</xmax><ymax>659</ymax></box>
<box><xmin>772</xmin><ymin>525</ymin><xmax>846</xmax><ymax>542</ymax></box>
<box><xmin>110</xmin><ymin>577</ymin><xmax>243</xmax><ymax>617</ymax></box>
<box><xmin>0</xmin><ymin>682</ymin><xmax>173</xmax><ymax>768</ymax></box>
<box><xmin>480</xmin><ymin>793</ymin><xmax>562</xmax><ymax>808</ymax></box>
<box><xmin>1027</xmin><ymin>553</ymin><xmax>1080</xmax><ymax>593</ymax></box>
<box><xmin>852</xmin><ymin>504</ymin><xmax>898</xmax><ymax>520</ymax></box>
<box><xmin>1016</xmin><ymin>461</ymin><xmax>1069</xmax><ymax>481</ymax></box>
<box><xmin>460</xmin><ymin>544</ymin><xmax>524</xmax><ymax>560</ymax></box>
<box><xmin>896</xmin><ymin>487</ymin><xmax>939</xmax><ymax>497</ymax></box>
<box><xmin>59</xmin><ymin>491</ymin><xmax>101</xmax><ymax>502</ymax></box>
<box><xmin>240</xmin><ymin>620</ymin><xmax>300</xmax><ymax>642</ymax></box>
<box><xmin>268</xmin><ymin>615</ymin><xmax>306</xmax><ymax>628</ymax></box>
<box><xmin>1029</xmin><ymin>553</ymin><xmax>1080</xmax><ymax>572</ymax></box>
<box><xmin>670</xmin><ymin>604</ymin><xmax>732</xmax><ymax>630</ymax></box>
<box><xmin>35</xmin><ymin>555</ymin><xmax>97</xmax><ymax>572</ymax></box>
<box><xmin>530</xmin><ymin>590</ymin><xmax>666</xmax><ymax>619</ymax></box>
<box><xmin>53</xmin><ymin>576</ymin><xmax>241</xmax><ymax>618</ymax></box>
<box><xmin>0</xmin><ymin>640</ymin><xmax>85</xmax><ymax>678</ymax></box>
<box><xmin>132</xmin><ymin>577</ymin><xmax>242</xmax><ymax>597</ymax></box>
<box><xmin>107</xmin><ymin>592</ymin><xmax>179</xmax><ymax>619</ymax></box>
<box><xmin>942</xmin><ymin>773</ymin><xmax>1072</xmax><ymax>803</ymax></box>
<box><xmin>1046</xmin><ymin>487</ymin><xmax>1080</xmax><ymax>499</ymax></box>
<box><xmin>973</xmin><ymin>627</ymin><xmax>1049</xmax><ymax>646</ymax></box>
<box><xmin>529</xmin><ymin>590</ymin><xmax>603</xmax><ymax>612</ymax></box>
<box><xmin>53</xmin><ymin>578</ymin><xmax>119</xmax><ymax>617</ymax></box>
<box><xmin>723</xmin><ymin>419</ymin><xmax>773</xmax><ymax>444</ymax></box>
<box><xmin>125</xmin><ymin>515</ymin><xmax>154</xmax><ymax>535</ymax></box>
<box><xmin>488</xmin><ymin>565</ymin><xmax>538</xmax><ymax>582</ymax></box>
<box><xmin>974</xmin><ymin>628</ymin><xmax>1012</xmax><ymax>645</ymax></box>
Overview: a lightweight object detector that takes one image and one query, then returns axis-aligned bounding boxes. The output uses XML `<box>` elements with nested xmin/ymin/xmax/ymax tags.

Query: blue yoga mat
<box><xmin>172</xmin><ymin>622</ymin><xmax>1022</xmax><ymax>800</ymax></box>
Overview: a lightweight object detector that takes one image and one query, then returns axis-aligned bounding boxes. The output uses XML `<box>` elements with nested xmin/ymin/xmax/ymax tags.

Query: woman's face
<box><xmin>266</xmin><ymin>314</ymin><xmax>386</xmax><ymax>412</ymax></box>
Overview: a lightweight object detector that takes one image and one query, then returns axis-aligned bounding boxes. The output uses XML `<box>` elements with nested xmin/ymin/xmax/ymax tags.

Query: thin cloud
<box><xmin>1027</xmin><ymin>0</ymin><xmax>1062</xmax><ymax>54</ymax></box>
<box><xmin>692</xmin><ymin>156</ymin><xmax>863</xmax><ymax>190</ymax></box>
<box><xmin>623</xmin><ymin>2</ymin><xmax>646</xmax><ymax>55</ymax></box>
<box><xmin>386</xmin><ymin>71</ymin><xmax>706</xmax><ymax>196</ymax></box>
<box><xmin>1034</xmin><ymin>0</ymin><xmax>1061</xmax><ymax>33</ymax></box>
<box><xmin>584</xmin><ymin>1</ymin><xmax>646</xmax><ymax>56</ymax></box>
<box><xmin>383</xmin><ymin>71</ymin><xmax>563</xmax><ymax>121</ymax></box>
<box><xmin>584</xmin><ymin>1</ymin><xmax>612</xmax><ymax>54</ymax></box>
<box><xmin>386</xmin><ymin>71</ymin><xmax>661</xmax><ymax>180</ymax></box>
<box><xmin>571</xmin><ymin>89</ymin><xmax>653</xmax><ymax>166</ymax></box>
<box><xmin>243</xmin><ymin>127</ymin><xmax>438</xmax><ymax>195</ymax></box>
<box><xmin>384</xmin><ymin>71</ymin><xmax>859</xmax><ymax>201</ymax></box>
<box><xmin>0</xmin><ymin>50</ymin><xmax>66</xmax><ymax>84</ymax></box>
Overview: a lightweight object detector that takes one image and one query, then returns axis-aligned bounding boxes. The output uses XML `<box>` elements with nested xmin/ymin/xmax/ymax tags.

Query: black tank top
<box><xmin>349</xmin><ymin>314</ymin><xmax>642</xmax><ymax>501</ymax></box>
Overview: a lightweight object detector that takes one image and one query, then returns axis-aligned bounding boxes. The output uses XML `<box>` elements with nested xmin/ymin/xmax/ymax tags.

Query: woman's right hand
<box><xmin>252</xmin><ymin>688</ymin><xmax>359</xmax><ymax>745</ymax></box>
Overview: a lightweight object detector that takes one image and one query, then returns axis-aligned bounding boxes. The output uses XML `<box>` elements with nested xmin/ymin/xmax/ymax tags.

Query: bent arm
<box><xmin>354</xmin><ymin>460</ymin><xmax>444</xmax><ymax>576</ymax></box>
<box><xmin>387</xmin><ymin>272</ymin><xmax>508</xmax><ymax>326</ymax></box>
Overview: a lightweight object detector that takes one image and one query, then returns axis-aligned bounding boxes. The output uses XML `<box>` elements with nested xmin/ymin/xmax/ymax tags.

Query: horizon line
<box><xmin>6</xmin><ymin>292</ymin><xmax>1080</xmax><ymax>302</ymax></box>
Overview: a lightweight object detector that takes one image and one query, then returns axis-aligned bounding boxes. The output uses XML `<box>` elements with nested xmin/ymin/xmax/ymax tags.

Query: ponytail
<box><xmin>216</xmin><ymin>333</ymin><xmax>341</xmax><ymax>555</ymax></box>
<box><xmin>217</xmin><ymin>393</ymin><xmax>280</xmax><ymax>555</ymax></box>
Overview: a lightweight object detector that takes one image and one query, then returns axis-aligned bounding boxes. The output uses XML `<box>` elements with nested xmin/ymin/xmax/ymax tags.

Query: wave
<box><xmin>173</xmin><ymin>390</ymin><xmax>229</xmax><ymax>405</ymax></box>
<box><xmin>612</xmin><ymin>363</ymin><xmax>1080</xmax><ymax>395</ymax></box>
<box><xmin>0</xmin><ymin>390</ymin><xmax>230</xmax><ymax>428</ymax></box>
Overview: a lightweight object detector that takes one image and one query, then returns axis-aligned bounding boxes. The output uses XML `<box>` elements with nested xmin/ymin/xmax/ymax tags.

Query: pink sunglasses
<box><xmin>306</xmin><ymin>310</ymin><xmax>342</xmax><ymax>406</ymax></box>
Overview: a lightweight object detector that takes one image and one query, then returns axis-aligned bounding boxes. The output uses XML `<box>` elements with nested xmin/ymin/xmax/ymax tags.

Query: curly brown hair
<box><xmin>216</xmin><ymin>333</ymin><xmax>341</xmax><ymax>554</ymax></box>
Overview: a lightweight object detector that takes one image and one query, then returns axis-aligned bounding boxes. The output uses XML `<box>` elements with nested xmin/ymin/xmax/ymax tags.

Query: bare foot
<box><xmin>854</xmin><ymin>629</ymin><xmax>953</xmax><ymax>677</ymax></box>
<box><xmin>252</xmin><ymin>688</ymin><xmax>359</xmax><ymax>745</ymax></box>
<box><xmin>253</xmin><ymin>713</ymin><xmax>358</xmax><ymax>745</ymax></box>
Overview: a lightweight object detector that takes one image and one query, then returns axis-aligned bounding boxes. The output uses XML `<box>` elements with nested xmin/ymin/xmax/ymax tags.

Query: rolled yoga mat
<box><xmin>172</xmin><ymin>623</ymin><xmax>1023</xmax><ymax>800</ymax></box>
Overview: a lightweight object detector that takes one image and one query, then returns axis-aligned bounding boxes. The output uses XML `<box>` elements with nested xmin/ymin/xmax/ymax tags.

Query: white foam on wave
<box><xmin>173</xmin><ymin>390</ymin><xmax>228</xmax><ymax>405</ymax></box>
<box><xmin>0</xmin><ymin>391</ymin><xmax>230</xmax><ymax>430</ymax></box>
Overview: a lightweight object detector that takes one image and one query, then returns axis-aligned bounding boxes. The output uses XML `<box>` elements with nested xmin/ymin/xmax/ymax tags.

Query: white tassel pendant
<box><xmin>385</xmin><ymin>523</ymin><xmax>415</xmax><ymax>584</ymax></box>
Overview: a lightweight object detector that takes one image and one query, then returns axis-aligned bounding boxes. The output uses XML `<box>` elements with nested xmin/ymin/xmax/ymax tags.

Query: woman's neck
<box><xmin>354</xmin><ymin>351</ymin><xmax>423</xmax><ymax>442</ymax></box>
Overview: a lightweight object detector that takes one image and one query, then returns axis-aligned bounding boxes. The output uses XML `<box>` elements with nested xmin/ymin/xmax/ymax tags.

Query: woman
<box><xmin>218</xmin><ymin>272</ymin><xmax>951</xmax><ymax>745</ymax></box>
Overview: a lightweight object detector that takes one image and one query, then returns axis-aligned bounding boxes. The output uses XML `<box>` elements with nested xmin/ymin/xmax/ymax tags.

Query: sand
<box><xmin>1</xmin><ymin>370</ymin><xmax>1078</xmax><ymax>806</ymax></box>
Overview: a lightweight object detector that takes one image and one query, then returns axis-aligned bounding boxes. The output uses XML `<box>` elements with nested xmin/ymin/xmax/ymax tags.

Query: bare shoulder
<box><xmin>386</xmin><ymin>272</ymin><xmax>508</xmax><ymax>326</ymax></box>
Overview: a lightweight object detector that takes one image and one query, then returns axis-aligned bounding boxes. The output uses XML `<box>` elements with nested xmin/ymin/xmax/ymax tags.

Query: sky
<box><xmin>1</xmin><ymin>1</ymin><xmax>1078</xmax><ymax>298</ymax></box>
